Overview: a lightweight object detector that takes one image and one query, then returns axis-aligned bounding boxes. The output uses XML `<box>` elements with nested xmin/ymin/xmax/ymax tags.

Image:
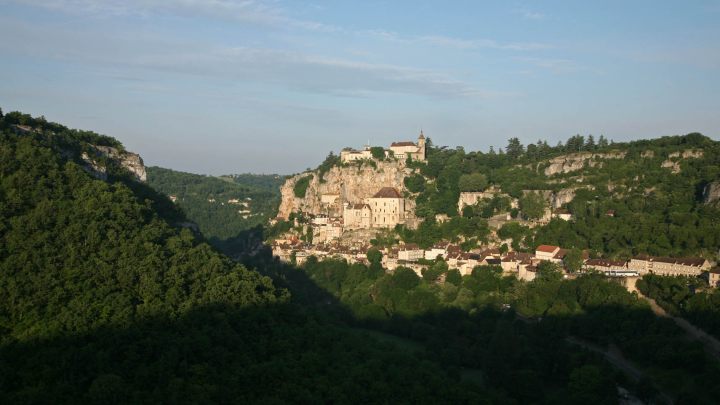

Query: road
<box><xmin>565</xmin><ymin>336</ymin><xmax>673</xmax><ymax>404</ymax></box>
<box><xmin>638</xmin><ymin>292</ymin><xmax>720</xmax><ymax>361</ymax></box>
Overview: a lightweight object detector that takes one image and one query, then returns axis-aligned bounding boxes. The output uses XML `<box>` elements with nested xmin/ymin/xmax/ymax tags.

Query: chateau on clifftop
<box><xmin>340</xmin><ymin>131</ymin><xmax>426</xmax><ymax>163</ymax></box>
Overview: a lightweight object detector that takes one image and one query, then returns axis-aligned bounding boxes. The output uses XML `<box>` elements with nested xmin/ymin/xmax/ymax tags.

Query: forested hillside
<box><xmin>0</xmin><ymin>111</ymin><xmax>501</xmax><ymax>403</ymax></box>
<box><xmin>400</xmin><ymin>134</ymin><xmax>720</xmax><ymax>259</ymax></box>
<box><xmin>147</xmin><ymin>167</ymin><xmax>281</xmax><ymax>241</ymax></box>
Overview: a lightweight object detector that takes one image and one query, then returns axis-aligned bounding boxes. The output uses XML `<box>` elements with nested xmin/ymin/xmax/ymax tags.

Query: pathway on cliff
<box><xmin>637</xmin><ymin>292</ymin><xmax>720</xmax><ymax>362</ymax></box>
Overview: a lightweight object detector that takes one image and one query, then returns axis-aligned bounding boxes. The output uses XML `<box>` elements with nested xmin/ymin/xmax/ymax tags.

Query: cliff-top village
<box><xmin>271</xmin><ymin>131</ymin><xmax>718</xmax><ymax>290</ymax></box>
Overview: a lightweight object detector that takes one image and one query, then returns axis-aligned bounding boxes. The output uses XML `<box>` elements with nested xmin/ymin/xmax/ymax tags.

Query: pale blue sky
<box><xmin>1</xmin><ymin>1</ymin><xmax>719</xmax><ymax>174</ymax></box>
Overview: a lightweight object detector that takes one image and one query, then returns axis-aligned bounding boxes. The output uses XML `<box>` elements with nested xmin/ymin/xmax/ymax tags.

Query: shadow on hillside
<box><xmin>3</xmin><ymin>229</ymin><xmax>720</xmax><ymax>403</ymax></box>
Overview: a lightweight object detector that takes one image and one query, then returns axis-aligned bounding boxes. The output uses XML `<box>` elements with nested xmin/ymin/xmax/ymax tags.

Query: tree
<box><xmin>446</xmin><ymin>269</ymin><xmax>462</xmax><ymax>286</ymax></box>
<box><xmin>423</xmin><ymin>260</ymin><xmax>448</xmax><ymax>282</ymax></box>
<box><xmin>598</xmin><ymin>135</ymin><xmax>609</xmax><ymax>149</ymax></box>
<box><xmin>536</xmin><ymin>261</ymin><xmax>562</xmax><ymax>282</ymax></box>
<box><xmin>367</xmin><ymin>248</ymin><xmax>382</xmax><ymax>265</ymax></box>
<box><xmin>404</xmin><ymin>174</ymin><xmax>426</xmax><ymax>193</ymax></box>
<box><xmin>585</xmin><ymin>134</ymin><xmax>596</xmax><ymax>151</ymax></box>
<box><xmin>563</xmin><ymin>248</ymin><xmax>584</xmax><ymax>273</ymax></box>
<box><xmin>458</xmin><ymin>173</ymin><xmax>488</xmax><ymax>192</ymax></box>
<box><xmin>293</xmin><ymin>175</ymin><xmax>313</xmax><ymax>198</ymax></box>
<box><xmin>370</xmin><ymin>147</ymin><xmax>385</xmax><ymax>160</ymax></box>
<box><xmin>392</xmin><ymin>267</ymin><xmax>420</xmax><ymax>290</ymax></box>
<box><xmin>519</xmin><ymin>192</ymin><xmax>546</xmax><ymax>220</ymax></box>
<box><xmin>506</xmin><ymin>137</ymin><xmax>524</xmax><ymax>159</ymax></box>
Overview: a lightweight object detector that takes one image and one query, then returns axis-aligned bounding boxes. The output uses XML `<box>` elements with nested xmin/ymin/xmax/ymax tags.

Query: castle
<box><xmin>340</xmin><ymin>131</ymin><xmax>426</xmax><ymax>163</ymax></box>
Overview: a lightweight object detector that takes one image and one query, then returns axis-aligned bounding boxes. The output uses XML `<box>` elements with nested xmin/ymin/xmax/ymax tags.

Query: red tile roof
<box><xmin>536</xmin><ymin>245</ymin><xmax>560</xmax><ymax>253</ymax></box>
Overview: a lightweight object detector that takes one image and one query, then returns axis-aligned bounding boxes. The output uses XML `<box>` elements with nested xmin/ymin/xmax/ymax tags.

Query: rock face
<box><xmin>278</xmin><ymin>160</ymin><xmax>411</xmax><ymax>221</ymax></box>
<box><xmin>661</xmin><ymin>149</ymin><xmax>704</xmax><ymax>174</ymax></box>
<box><xmin>660</xmin><ymin>160</ymin><xmax>681</xmax><ymax>174</ymax></box>
<box><xmin>81</xmin><ymin>145</ymin><xmax>147</xmax><ymax>182</ymax></box>
<box><xmin>543</xmin><ymin>151</ymin><xmax>627</xmax><ymax>176</ymax></box>
<box><xmin>669</xmin><ymin>149</ymin><xmax>704</xmax><ymax>159</ymax></box>
<box><xmin>522</xmin><ymin>186</ymin><xmax>591</xmax><ymax>209</ymax></box>
<box><xmin>704</xmin><ymin>181</ymin><xmax>720</xmax><ymax>205</ymax></box>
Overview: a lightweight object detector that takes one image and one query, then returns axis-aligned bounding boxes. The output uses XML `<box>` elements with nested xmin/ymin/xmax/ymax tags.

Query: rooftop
<box><xmin>390</xmin><ymin>141</ymin><xmax>416</xmax><ymax>147</ymax></box>
<box><xmin>372</xmin><ymin>187</ymin><xmax>402</xmax><ymax>199</ymax></box>
<box><xmin>536</xmin><ymin>245</ymin><xmax>560</xmax><ymax>254</ymax></box>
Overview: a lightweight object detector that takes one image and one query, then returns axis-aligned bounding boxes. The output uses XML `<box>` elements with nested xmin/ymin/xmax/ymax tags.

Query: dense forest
<box><xmin>0</xmin><ymin>111</ymin><xmax>492</xmax><ymax>403</ymax></box>
<box><xmin>391</xmin><ymin>134</ymin><xmax>720</xmax><ymax>260</ymax></box>
<box><xmin>637</xmin><ymin>275</ymin><xmax>720</xmax><ymax>340</ymax></box>
<box><xmin>147</xmin><ymin>167</ymin><xmax>282</xmax><ymax>241</ymax></box>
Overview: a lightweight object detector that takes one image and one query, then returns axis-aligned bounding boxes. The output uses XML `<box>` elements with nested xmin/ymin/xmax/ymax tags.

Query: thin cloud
<box><xmin>4</xmin><ymin>0</ymin><xmax>340</xmax><ymax>32</ymax></box>
<box><xmin>514</xmin><ymin>7</ymin><xmax>546</xmax><ymax>20</ymax></box>
<box><xmin>0</xmin><ymin>17</ymin><xmax>488</xmax><ymax>99</ymax></box>
<box><xmin>364</xmin><ymin>30</ymin><xmax>552</xmax><ymax>51</ymax></box>
<box><xmin>517</xmin><ymin>57</ymin><xmax>602</xmax><ymax>74</ymax></box>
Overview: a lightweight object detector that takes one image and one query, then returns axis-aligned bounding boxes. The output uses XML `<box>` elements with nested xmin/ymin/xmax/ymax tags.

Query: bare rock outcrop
<box><xmin>543</xmin><ymin>151</ymin><xmax>626</xmax><ymax>176</ymax></box>
<box><xmin>704</xmin><ymin>181</ymin><xmax>720</xmax><ymax>205</ymax></box>
<box><xmin>278</xmin><ymin>160</ymin><xmax>410</xmax><ymax>220</ymax></box>
<box><xmin>669</xmin><ymin>149</ymin><xmax>704</xmax><ymax>159</ymax></box>
<box><xmin>661</xmin><ymin>149</ymin><xmax>704</xmax><ymax>174</ymax></box>
<box><xmin>81</xmin><ymin>145</ymin><xmax>147</xmax><ymax>182</ymax></box>
<box><xmin>522</xmin><ymin>186</ymin><xmax>592</xmax><ymax>209</ymax></box>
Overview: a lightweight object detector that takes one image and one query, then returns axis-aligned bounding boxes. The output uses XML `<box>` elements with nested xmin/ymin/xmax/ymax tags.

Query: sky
<box><xmin>1</xmin><ymin>1</ymin><xmax>719</xmax><ymax>175</ymax></box>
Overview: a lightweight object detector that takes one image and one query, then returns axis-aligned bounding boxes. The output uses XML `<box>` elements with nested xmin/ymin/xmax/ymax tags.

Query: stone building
<box><xmin>583</xmin><ymin>259</ymin><xmax>636</xmax><ymax>277</ymax></box>
<box><xmin>340</xmin><ymin>148</ymin><xmax>373</xmax><ymax>163</ymax></box>
<box><xmin>343</xmin><ymin>203</ymin><xmax>372</xmax><ymax>229</ymax></box>
<box><xmin>535</xmin><ymin>245</ymin><xmax>561</xmax><ymax>262</ymax></box>
<box><xmin>341</xmin><ymin>131</ymin><xmax>426</xmax><ymax>164</ymax></box>
<box><xmin>709</xmin><ymin>268</ymin><xmax>720</xmax><ymax>287</ymax></box>
<box><xmin>398</xmin><ymin>244</ymin><xmax>424</xmax><ymax>262</ymax></box>
<box><xmin>389</xmin><ymin>131</ymin><xmax>426</xmax><ymax>161</ymax></box>
<box><xmin>628</xmin><ymin>255</ymin><xmax>711</xmax><ymax>276</ymax></box>
<box><xmin>366</xmin><ymin>187</ymin><xmax>405</xmax><ymax>228</ymax></box>
<box><xmin>341</xmin><ymin>187</ymin><xmax>407</xmax><ymax>229</ymax></box>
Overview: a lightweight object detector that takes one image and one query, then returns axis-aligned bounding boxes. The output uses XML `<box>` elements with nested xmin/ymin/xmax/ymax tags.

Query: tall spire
<box><xmin>418</xmin><ymin>129</ymin><xmax>425</xmax><ymax>140</ymax></box>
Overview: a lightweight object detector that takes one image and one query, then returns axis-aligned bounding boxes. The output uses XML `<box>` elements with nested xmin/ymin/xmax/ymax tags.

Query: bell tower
<box><xmin>417</xmin><ymin>130</ymin><xmax>426</xmax><ymax>161</ymax></box>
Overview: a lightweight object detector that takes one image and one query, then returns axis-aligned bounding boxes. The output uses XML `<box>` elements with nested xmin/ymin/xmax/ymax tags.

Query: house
<box><xmin>343</xmin><ymin>203</ymin><xmax>372</xmax><ymax>229</ymax></box>
<box><xmin>535</xmin><ymin>245</ymin><xmax>560</xmax><ymax>261</ymax></box>
<box><xmin>456</xmin><ymin>253</ymin><xmax>482</xmax><ymax>275</ymax></box>
<box><xmin>398</xmin><ymin>244</ymin><xmax>424</xmax><ymax>262</ymax></box>
<box><xmin>518</xmin><ymin>264</ymin><xmax>538</xmax><ymax>282</ymax></box>
<box><xmin>628</xmin><ymin>255</ymin><xmax>711</xmax><ymax>276</ymax></box>
<box><xmin>340</xmin><ymin>147</ymin><xmax>373</xmax><ymax>163</ymax></box>
<box><xmin>553</xmin><ymin>208</ymin><xmax>573</xmax><ymax>221</ymax></box>
<box><xmin>425</xmin><ymin>243</ymin><xmax>448</xmax><ymax>260</ymax></box>
<box><xmin>501</xmin><ymin>252</ymin><xmax>531</xmax><ymax>273</ymax></box>
<box><xmin>709</xmin><ymin>268</ymin><xmax>720</xmax><ymax>287</ymax></box>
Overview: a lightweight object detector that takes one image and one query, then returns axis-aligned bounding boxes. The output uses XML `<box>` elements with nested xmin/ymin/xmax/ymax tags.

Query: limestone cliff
<box><xmin>704</xmin><ymin>180</ymin><xmax>720</xmax><ymax>205</ymax></box>
<box><xmin>278</xmin><ymin>160</ymin><xmax>413</xmax><ymax>221</ymax></box>
<box><xmin>81</xmin><ymin>145</ymin><xmax>147</xmax><ymax>182</ymax></box>
<box><xmin>543</xmin><ymin>151</ymin><xmax>627</xmax><ymax>176</ymax></box>
<box><xmin>661</xmin><ymin>149</ymin><xmax>704</xmax><ymax>174</ymax></box>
